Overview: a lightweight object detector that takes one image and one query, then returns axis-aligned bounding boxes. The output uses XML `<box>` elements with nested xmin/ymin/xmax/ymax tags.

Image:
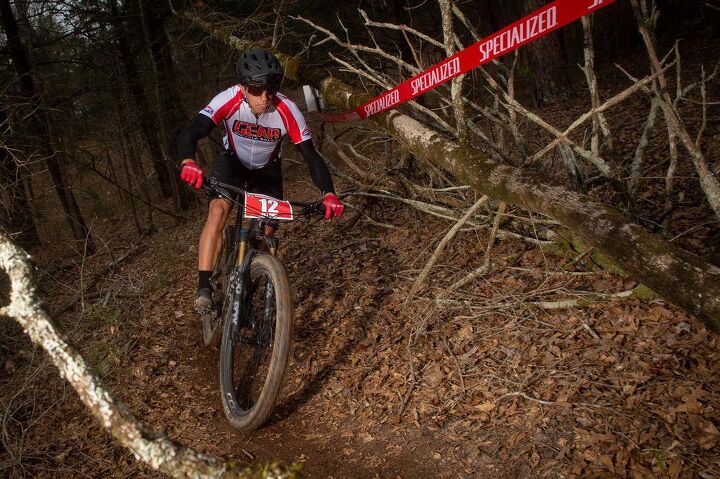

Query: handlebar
<box><xmin>202</xmin><ymin>176</ymin><xmax>325</xmax><ymax>218</ymax></box>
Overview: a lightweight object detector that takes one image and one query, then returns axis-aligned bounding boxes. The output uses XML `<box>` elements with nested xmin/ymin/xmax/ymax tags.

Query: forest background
<box><xmin>1</xmin><ymin>0</ymin><xmax>720</xmax><ymax>477</ymax></box>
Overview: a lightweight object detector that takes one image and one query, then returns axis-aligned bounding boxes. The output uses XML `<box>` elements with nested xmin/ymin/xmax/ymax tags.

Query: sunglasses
<box><xmin>246</xmin><ymin>84</ymin><xmax>279</xmax><ymax>97</ymax></box>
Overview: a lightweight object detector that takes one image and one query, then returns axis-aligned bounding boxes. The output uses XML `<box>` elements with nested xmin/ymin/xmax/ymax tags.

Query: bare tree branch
<box><xmin>0</xmin><ymin>231</ymin><xmax>297</xmax><ymax>478</ymax></box>
<box><xmin>529</xmin><ymin>62</ymin><xmax>675</xmax><ymax>169</ymax></box>
<box><xmin>630</xmin><ymin>97</ymin><xmax>660</xmax><ymax>194</ymax></box>
<box><xmin>438</xmin><ymin>0</ymin><xmax>467</xmax><ymax>143</ymax></box>
<box><xmin>409</xmin><ymin>195</ymin><xmax>488</xmax><ymax>296</ymax></box>
<box><xmin>630</xmin><ymin>0</ymin><xmax>720</xmax><ymax>220</ymax></box>
<box><xmin>321</xmin><ymin>77</ymin><xmax>720</xmax><ymax>330</ymax></box>
<box><xmin>580</xmin><ymin>15</ymin><xmax>612</xmax><ymax>156</ymax></box>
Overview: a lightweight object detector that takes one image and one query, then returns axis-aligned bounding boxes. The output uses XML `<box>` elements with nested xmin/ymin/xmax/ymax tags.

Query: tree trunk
<box><xmin>120</xmin><ymin>119</ymin><xmax>156</xmax><ymax>230</ymax></box>
<box><xmin>111</xmin><ymin>134</ymin><xmax>143</xmax><ymax>236</ymax></box>
<box><xmin>320</xmin><ymin>77</ymin><xmax>720</xmax><ymax>331</ymax></box>
<box><xmin>138</xmin><ymin>0</ymin><xmax>192</xmax><ymax>212</ymax></box>
<box><xmin>518</xmin><ymin>0</ymin><xmax>572</xmax><ymax>105</ymax></box>
<box><xmin>0</xmin><ymin>0</ymin><xmax>94</xmax><ymax>254</ymax></box>
<box><xmin>108</xmin><ymin>0</ymin><xmax>174</xmax><ymax>200</ymax></box>
<box><xmin>438</xmin><ymin>0</ymin><xmax>468</xmax><ymax>144</ymax></box>
<box><xmin>41</xmin><ymin>124</ymin><xmax>96</xmax><ymax>253</ymax></box>
<box><xmin>0</xmin><ymin>106</ymin><xmax>39</xmax><ymax>248</ymax></box>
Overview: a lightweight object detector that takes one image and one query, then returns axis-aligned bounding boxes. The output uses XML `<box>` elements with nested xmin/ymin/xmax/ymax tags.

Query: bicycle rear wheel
<box><xmin>203</xmin><ymin>225</ymin><xmax>234</xmax><ymax>347</ymax></box>
<box><xmin>218</xmin><ymin>253</ymin><xmax>293</xmax><ymax>431</ymax></box>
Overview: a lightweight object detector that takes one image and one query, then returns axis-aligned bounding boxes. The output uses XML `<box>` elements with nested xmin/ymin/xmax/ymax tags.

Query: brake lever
<box><xmin>299</xmin><ymin>202</ymin><xmax>324</xmax><ymax>219</ymax></box>
<box><xmin>201</xmin><ymin>176</ymin><xmax>240</xmax><ymax>205</ymax></box>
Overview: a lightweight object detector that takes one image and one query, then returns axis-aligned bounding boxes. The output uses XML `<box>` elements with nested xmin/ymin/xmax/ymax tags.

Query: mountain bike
<box><xmin>201</xmin><ymin>177</ymin><xmax>323</xmax><ymax>431</ymax></box>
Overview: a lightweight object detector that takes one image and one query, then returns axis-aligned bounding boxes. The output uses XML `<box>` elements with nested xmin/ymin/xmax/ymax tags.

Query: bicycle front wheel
<box><xmin>218</xmin><ymin>253</ymin><xmax>293</xmax><ymax>431</ymax></box>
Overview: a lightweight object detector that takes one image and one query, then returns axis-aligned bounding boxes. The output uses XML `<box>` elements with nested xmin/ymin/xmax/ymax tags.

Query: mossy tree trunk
<box><xmin>319</xmin><ymin>77</ymin><xmax>720</xmax><ymax>332</ymax></box>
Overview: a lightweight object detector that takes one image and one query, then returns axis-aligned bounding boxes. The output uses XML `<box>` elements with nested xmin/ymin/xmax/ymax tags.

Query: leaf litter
<box><xmin>2</xmin><ymin>96</ymin><xmax>720</xmax><ymax>478</ymax></box>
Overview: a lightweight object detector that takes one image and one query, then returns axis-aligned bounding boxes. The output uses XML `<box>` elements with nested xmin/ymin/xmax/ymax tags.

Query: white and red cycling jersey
<box><xmin>199</xmin><ymin>85</ymin><xmax>312</xmax><ymax>170</ymax></box>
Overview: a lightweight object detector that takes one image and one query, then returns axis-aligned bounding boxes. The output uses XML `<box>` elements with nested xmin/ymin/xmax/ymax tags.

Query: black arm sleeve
<box><xmin>177</xmin><ymin>114</ymin><xmax>216</xmax><ymax>162</ymax></box>
<box><xmin>296</xmin><ymin>139</ymin><xmax>335</xmax><ymax>195</ymax></box>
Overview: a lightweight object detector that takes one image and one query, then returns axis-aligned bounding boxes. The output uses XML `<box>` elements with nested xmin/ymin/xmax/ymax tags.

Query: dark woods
<box><xmin>0</xmin><ymin>0</ymin><xmax>194</xmax><ymax>254</ymax></box>
<box><xmin>0</xmin><ymin>0</ymin><xmax>717</xmax><ymax>255</ymax></box>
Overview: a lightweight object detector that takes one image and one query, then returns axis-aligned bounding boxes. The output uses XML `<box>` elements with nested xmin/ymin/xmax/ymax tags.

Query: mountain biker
<box><xmin>177</xmin><ymin>48</ymin><xmax>344</xmax><ymax>314</ymax></box>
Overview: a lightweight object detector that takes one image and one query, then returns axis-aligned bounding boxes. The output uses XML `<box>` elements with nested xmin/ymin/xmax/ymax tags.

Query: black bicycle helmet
<box><xmin>236</xmin><ymin>48</ymin><xmax>283</xmax><ymax>89</ymax></box>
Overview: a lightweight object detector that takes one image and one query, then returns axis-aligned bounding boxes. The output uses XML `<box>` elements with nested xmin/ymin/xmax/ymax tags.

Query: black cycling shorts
<box><xmin>207</xmin><ymin>151</ymin><xmax>283</xmax><ymax>202</ymax></box>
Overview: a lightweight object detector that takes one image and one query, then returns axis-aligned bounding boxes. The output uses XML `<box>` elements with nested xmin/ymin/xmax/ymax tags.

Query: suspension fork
<box><xmin>228</xmin><ymin>197</ymin><xmax>250</xmax><ymax>327</ymax></box>
<box><xmin>226</xmin><ymin>225</ymin><xmax>252</xmax><ymax>334</ymax></box>
<box><xmin>236</xmin><ymin>229</ymin><xmax>248</xmax><ymax>267</ymax></box>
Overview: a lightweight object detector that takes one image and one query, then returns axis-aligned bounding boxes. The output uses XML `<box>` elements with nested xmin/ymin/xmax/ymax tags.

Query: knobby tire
<box><xmin>218</xmin><ymin>253</ymin><xmax>293</xmax><ymax>431</ymax></box>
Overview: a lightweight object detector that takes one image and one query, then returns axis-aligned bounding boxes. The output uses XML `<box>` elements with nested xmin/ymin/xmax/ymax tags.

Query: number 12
<box><xmin>259</xmin><ymin>198</ymin><xmax>279</xmax><ymax>215</ymax></box>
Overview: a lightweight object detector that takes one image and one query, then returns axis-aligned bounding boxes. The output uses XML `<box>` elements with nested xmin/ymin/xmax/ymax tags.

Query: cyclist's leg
<box><xmin>195</xmin><ymin>151</ymin><xmax>243</xmax><ymax>310</ymax></box>
<box><xmin>199</xmin><ymin>198</ymin><xmax>232</xmax><ymax>271</ymax></box>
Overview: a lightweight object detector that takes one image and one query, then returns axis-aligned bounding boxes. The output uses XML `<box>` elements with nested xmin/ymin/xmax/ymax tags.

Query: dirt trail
<box><xmin>2</xmin><ymin>99</ymin><xmax>720</xmax><ymax>477</ymax></box>
<box><xmin>0</xmin><ymin>157</ymin><xmax>483</xmax><ymax>478</ymax></box>
<box><xmin>110</xmin><ymin>160</ymin><xmax>482</xmax><ymax>478</ymax></box>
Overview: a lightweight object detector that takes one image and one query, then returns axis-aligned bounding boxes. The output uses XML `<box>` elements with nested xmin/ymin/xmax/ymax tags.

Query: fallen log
<box><xmin>319</xmin><ymin>77</ymin><xmax>720</xmax><ymax>331</ymax></box>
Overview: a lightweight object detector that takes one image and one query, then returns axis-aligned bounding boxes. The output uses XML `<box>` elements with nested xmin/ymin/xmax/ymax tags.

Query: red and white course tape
<box><xmin>319</xmin><ymin>0</ymin><xmax>615</xmax><ymax>122</ymax></box>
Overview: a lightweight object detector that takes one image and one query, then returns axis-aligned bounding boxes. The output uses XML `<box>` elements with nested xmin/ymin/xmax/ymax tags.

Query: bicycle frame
<box><xmin>208</xmin><ymin>177</ymin><xmax>306</xmax><ymax>332</ymax></box>
<box><xmin>205</xmin><ymin>176</ymin><xmax>323</xmax><ymax>295</ymax></box>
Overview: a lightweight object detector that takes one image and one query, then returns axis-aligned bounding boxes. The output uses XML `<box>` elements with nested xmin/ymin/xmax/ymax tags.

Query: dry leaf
<box><xmin>668</xmin><ymin>460</ymin><xmax>683</xmax><ymax>479</ymax></box>
<box><xmin>475</xmin><ymin>402</ymin><xmax>496</xmax><ymax>412</ymax></box>
<box><xmin>506</xmin><ymin>431</ymin><xmax>524</xmax><ymax>449</ymax></box>
<box><xmin>530</xmin><ymin>450</ymin><xmax>540</xmax><ymax>467</ymax></box>
<box><xmin>598</xmin><ymin>453</ymin><xmax>614</xmax><ymax>470</ymax></box>
<box><xmin>696</xmin><ymin>418</ymin><xmax>720</xmax><ymax>449</ymax></box>
<box><xmin>675</xmin><ymin>399</ymin><xmax>703</xmax><ymax>414</ymax></box>
<box><xmin>423</xmin><ymin>362</ymin><xmax>445</xmax><ymax>387</ymax></box>
<box><xmin>457</xmin><ymin>323</ymin><xmax>474</xmax><ymax>340</ymax></box>
<box><xmin>582</xmin><ymin>448</ymin><xmax>598</xmax><ymax>463</ymax></box>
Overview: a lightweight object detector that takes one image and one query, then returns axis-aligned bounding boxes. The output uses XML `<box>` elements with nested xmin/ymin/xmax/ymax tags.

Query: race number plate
<box><xmin>244</xmin><ymin>192</ymin><xmax>294</xmax><ymax>221</ymax></box>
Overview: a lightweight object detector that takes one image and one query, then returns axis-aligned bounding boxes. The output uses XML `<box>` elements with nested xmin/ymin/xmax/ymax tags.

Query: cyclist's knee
<box><xmin>208</xmin><ymin>199</ymin><xmax>231</xmax><ymax>222</ymax></box>
<box><xmin>205</xmin><ymin>201</ymin><xmax>230</xmax><ymax>235</ymax></box>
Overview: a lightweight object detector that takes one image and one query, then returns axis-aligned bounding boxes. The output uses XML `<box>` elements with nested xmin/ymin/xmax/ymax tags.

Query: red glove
<box><xmin>323</xmin><ymin>193</ymin><xmax>344</xmax><ymax>220</ymax></box>
<box><xmin>180</xmin><ymin>160</ymin><xmax>203</xmax><ymax>189</ymax></box>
